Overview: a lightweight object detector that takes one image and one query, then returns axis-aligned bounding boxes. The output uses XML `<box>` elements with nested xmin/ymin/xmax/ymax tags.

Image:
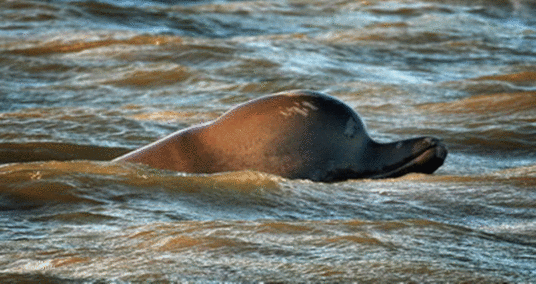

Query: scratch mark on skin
<box><xmin>280</xmin><ymin>102</ymin><xmax>316</xmax><ymax>117</ymax></box>
<box><xmin>291</xmin><ymin>105</ymin><xmax>309</xmax><ymax>116</ymax></box>
<box><xmin>301</xmin><ymin>101</ymin><xmax>318</xmax><ymax>111</ymax></box>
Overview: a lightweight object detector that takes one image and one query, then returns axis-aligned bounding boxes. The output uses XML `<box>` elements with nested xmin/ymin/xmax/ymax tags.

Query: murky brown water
<box><xmin>1</xmin><ymin>0</ymin><xmax>535</xmax><ymax>282</ymax></box>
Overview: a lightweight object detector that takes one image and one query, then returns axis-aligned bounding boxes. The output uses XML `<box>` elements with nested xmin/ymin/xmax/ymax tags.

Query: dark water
<box><xmin>1</xmin><ymin>0</ymin><xmax>536</xmax><ymax>282</ymax></box>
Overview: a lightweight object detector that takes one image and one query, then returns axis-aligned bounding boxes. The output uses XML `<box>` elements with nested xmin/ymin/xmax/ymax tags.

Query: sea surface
<box><xmin>1</xmin><ymin>0</ymin><xmax>536</xmax><ymax>282</ymax></box>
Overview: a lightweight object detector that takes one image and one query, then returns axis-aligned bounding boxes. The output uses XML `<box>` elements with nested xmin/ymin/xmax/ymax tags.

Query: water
<box><xmin>1</xmin><ymin>0</ymin><xmax>535</xmax><ymax>282</ymax></box>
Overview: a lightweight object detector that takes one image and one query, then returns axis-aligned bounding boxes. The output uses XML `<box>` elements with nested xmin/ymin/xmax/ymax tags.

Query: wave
<box><xmin>1</xmin><ymin>217</ymin><xmax>519</xmax><ymax>283</ymax></box>
<box><xmin>0</xmin><ymin>160</ymin><xmax>281</xmax><ymax>210</ymax></box>
<box><xmin>416</xmin><ymin>90</ymin><xmax>536</xmax><ymax>155</ymax></box>
<box><xmin>420</xmin><ymin>91</ymin><xmax>536</xmax><ymax>114</ymax></box>
<box><xmin>0</xmin><ymin>142</ymin><xmax>129</xmax><ymax>164</ymax></box>
<box><xmin>474</xmin><ymin>71</ymin><xmax>536</xmax><ymax>86</ymax></box>
<box><xmin>104</xmin><ymin>65</ymin><xmax>193</xmax><ymax>88</ymax></box>
<box><xmin>400</xmin><ymin>165</ymin><xmax>536</xmax><ymax>187</ymax></box>
<box><xmin>5</xmin><ymin>34</ymin><xmax>180</xmax><ymax>56</ymax></box>
<box><xmin>29</xmin><ymin>211</ymin><xmax>118</xmax><ymax>224</ymax></box>
<box><xmin>2</xmin><ymin>157</ymin><xmax>533</xmax><ymax>211</ymax></box>
<box><xmin>0</xmin><ymin>273</ymin><xmax>83</xmax><ymax>284</ymax></box>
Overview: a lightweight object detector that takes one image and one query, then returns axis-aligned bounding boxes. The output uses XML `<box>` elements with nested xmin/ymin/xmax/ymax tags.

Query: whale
<box><xmin>113</xmin><ymin>90</ymin><xmax>447</xmax><ymax>182</ymax></box>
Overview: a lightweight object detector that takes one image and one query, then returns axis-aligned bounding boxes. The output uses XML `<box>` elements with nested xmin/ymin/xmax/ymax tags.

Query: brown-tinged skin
<box><xmin>113</xmin><ymin>90</ymin><xmax>447</xmax><ymax>182</ymax></box>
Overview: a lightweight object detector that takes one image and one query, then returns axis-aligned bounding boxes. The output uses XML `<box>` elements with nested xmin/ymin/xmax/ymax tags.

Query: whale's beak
<box><xmin>371</xmin><ymin>137</ymin><xmax>448</xmax><ymax>179</ymax></box>
<box><xmin>407</xmin><ymin>137</ymin><xmax>448</xmax><ymax>174</ymax></box>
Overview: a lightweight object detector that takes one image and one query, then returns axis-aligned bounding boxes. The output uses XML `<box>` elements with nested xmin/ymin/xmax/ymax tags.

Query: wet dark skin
<box><xmin>114</xmin><ymin>90</ymin><xmax>447</xmax><ymax>182</ymax></box>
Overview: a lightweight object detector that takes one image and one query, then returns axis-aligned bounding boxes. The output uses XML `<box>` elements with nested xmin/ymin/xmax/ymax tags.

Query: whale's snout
<box><xmin>371</xmin><ymin>136</ymin><xmax>448</xmax><ymax>179</ymax></box>
<box><xmin>410</xmin><ymin>137</ymin><xmax>448</xmax><ymax>174</ymax></box>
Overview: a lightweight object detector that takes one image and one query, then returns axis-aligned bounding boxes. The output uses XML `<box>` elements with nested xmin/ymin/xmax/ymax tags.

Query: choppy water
<box><xmin>1</xmin><ymin>0</ymin><xmax>536</xmax><ymax>282</ymax></box>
